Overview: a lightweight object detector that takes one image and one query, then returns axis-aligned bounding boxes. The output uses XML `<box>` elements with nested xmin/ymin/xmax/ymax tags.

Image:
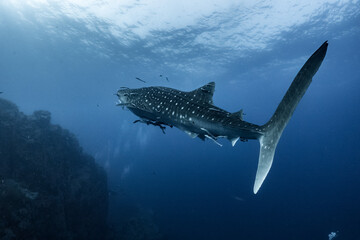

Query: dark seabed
<box><xmin>1</xmin><ymin>1</ymin><xmax>360</xmax><ymax>240</ymax></box>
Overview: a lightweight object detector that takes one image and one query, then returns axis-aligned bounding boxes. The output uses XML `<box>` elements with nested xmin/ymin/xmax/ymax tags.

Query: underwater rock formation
<box><xmin>107</xmin><ymin>206</ymin><xmax>166</xmax><ymax>240</ymax></box>
<box><xmin>0</xmin><ymin>98</ymin><xmax>108</xmax><ymax>240</ymax></box>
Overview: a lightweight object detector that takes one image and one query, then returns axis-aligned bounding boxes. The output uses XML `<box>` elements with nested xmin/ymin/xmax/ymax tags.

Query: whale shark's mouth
<box><xmin>115</xmin><ymin>91</ymin><xmax>129</xmax><ymax>107</ymax></box>
<box><xmin>116</xmin><ymin>90</ymin><xmax>140</xmax><ymax>108</ymax></box>
<box><xmin>116</xmin><ymin>89</ymin><xmax>141</xmax><ymax>106</ymax></box>
<box><xmin>116</xmin><ymin>97</ymin><xmax>131</xmax><ymax>108</ymax></box>
<box><xmin>116</xmin><ymin>90</ymin><xmax>130</xmax><ymax>104</ymax></box>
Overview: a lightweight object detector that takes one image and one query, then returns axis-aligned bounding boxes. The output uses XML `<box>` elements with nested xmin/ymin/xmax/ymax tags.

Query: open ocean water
<box><xmin>1</xmin><ymin>1</ymin><xmax>360</xmax><ymax>239</ymax></box>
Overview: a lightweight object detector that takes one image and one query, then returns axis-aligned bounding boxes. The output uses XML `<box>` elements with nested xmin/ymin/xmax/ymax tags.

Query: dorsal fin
<box><xmin>189</xmin><ymin>82</ymin><xmax>215</xmax><ymax>104</ymax></box>
<box><xmin>231</xmin><ymin>109</ymin><xmax>244</xmax><ymax>120</ymax></box>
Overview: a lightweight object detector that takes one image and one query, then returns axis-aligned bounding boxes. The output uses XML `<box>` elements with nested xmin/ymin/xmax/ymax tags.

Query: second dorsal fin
<box><xmin>231</xmin><ymin>109</ymin><xmax>244</xmax><ymax>120</ymax></box>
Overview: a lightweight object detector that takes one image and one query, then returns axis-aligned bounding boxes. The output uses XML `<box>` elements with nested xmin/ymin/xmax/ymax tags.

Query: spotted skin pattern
<box><xmin>116</xmin><ymin>42</ymin><xmax>328</xmax><ymax>193</ymax></box>
<box><xmin>117</xmin><ymin>83</ymin><xmax>262</xmax><ymax>143</ymax></box>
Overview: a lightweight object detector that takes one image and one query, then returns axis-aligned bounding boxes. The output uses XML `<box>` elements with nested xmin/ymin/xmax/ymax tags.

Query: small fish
<box><xmin>159</xmin><ymin>75</ymin><xmax>169</xmax><ymax>81</ymax></box>
<box><xmin>0</xmin><ymin>92</ymin><xmax>3</xmax><ymax>94</ymax></box>
<box><xmin>135</xmin><ymin>77</ymin><xmax>146</xmax><ymax>83</ymax></box>
<box><xmin>233</xmin><ymin>196</ymin><xmax>245</xmax><ymax>201</ymax></box>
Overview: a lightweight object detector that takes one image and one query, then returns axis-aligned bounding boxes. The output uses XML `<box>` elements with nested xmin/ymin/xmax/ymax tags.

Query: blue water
<box><xmin>1</xmin><ymin>1</ymin><xmax>360</xmax><ymax>239</ymax></box>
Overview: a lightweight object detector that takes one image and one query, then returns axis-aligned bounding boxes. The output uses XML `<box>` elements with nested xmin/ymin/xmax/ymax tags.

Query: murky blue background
<box><xmin>1</xmin><ymin>1</ymin><xmax>360</xmax><ymax>239</ymax></box>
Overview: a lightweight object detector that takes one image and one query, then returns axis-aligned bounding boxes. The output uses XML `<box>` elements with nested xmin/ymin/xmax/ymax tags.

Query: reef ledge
<box><xmin>0</xmin><ymin>98</ymin><xmax>109</xmax><ymax>240</ymax></box>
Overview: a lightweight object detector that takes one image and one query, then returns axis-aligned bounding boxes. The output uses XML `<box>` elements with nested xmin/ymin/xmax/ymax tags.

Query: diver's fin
<box><xmin>253</xmin><ymin>41</ymin><xmax>328</xmax><ymax>194</ymax></box>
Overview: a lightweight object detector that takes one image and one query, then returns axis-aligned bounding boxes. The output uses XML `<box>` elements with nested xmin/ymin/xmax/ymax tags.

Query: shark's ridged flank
<box><xmin>116</xmin><ymin>42</ymin><xmax>328</xmax><ymax>194</ymax></box>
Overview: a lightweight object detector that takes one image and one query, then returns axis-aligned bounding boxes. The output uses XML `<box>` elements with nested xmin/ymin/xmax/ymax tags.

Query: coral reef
<box><xmin>0</xmin><ymin>98</ymin><xmax>108</xmax><ymax>240</ymax></box>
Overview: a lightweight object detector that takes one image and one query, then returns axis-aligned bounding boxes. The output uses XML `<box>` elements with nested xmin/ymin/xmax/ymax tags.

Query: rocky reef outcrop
<box><xmin>0</xmin><ymin>98</ymin><xmax>108</xmax><ymax>240</ymax></box>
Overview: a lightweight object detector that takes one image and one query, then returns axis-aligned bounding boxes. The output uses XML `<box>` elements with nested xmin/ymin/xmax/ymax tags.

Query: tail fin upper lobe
<box><xmin>253</xmin><ymin>41</ymin><xmax>328</xmax><ymax>194</ymax></box>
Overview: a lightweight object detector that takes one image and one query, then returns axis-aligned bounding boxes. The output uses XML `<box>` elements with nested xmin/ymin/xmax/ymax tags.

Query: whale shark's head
<box><xmin>116</xmin><ymin>87</ymin><xmax>141</xmax><ymax>105</ymax></box>
<box><xmin>116</xmin><ymin>86</ymin><xmax>159</xmax><ymax>119</ymax></box>
<box><xmin>116</xmin><ymin>88</ymin><xmax>130</xmax><ymax>104</ymax></box>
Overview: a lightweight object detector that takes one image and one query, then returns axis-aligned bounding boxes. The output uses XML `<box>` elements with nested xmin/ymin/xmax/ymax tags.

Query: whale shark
<box><xmin>116</xmin><ymin>41</ymin><xmax>328</xmax><ymax>194</ymax></box>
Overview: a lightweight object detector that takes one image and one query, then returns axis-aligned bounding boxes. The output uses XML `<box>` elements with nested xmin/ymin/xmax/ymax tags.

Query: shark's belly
<box><xmin>129</xmin><ymin>104</ymin><xmax>262</xmax><ymax>140</ymax></box>
<box><xmin>173</xmin><ymin>115</ymin><xmax>262</xmax><ymax>140</ymax></box>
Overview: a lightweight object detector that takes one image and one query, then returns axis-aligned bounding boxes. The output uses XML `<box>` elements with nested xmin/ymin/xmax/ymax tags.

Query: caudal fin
<box><xmin>253</xmin><ymin>41</ymin><xmax>328</xmax><ymax>194</ymax></box>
